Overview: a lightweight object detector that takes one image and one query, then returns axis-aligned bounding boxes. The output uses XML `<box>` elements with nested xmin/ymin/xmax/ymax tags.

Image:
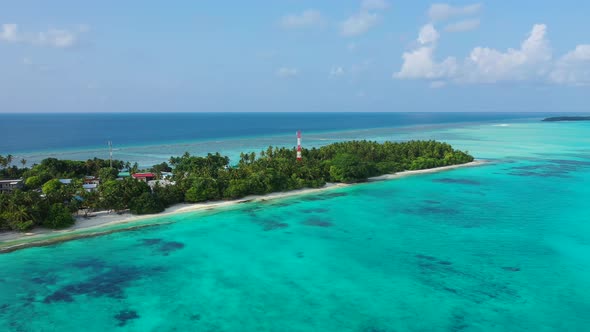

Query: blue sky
<box><xmin>1</xmin><ymin>0</ymin><xmax>589</xmax><ymax>113</ymax></box>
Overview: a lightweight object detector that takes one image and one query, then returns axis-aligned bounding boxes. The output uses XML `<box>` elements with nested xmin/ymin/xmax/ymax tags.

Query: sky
<box><xmin>1</xmin><ymin>0</ymin><xmax>589</xmax><ymax>113</ymax></box>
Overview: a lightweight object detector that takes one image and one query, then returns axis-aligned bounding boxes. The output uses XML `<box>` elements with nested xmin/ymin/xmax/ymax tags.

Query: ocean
<box><xmin>1</xmin><ymin>113</ymin><xmax>590</xmax><ymax>331</ymax></box>
<box><xmin>1</xmin><ymin>112</ymin><xmax>544</xmax><ymax>167</ymax></box>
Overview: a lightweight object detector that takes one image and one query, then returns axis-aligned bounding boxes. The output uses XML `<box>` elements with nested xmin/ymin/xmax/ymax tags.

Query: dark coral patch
<box><xmin>159</xmin><ymin>241</ymin><xmax>185</xmax><ymax>255</ymax></box>
<box><xmin>31</xmin><ymin>274</ymin><xmax>58</xmax><ymax>285</ymax></box>
<box><xmin>505</xmin><ymin>160</ymin><xmax>590</xmax><ymax>178</ymax></box>
<box><xmin>262</xmin><ymin>221</ymin><xmax>289</xmax><ymax>231</ymax></box>
<box><xmin>423</xmin><ymin>200</ymin><xmax>441</xmax><ymax>204</ymax></box>
<box><xmin>114</xmin><ymin>309</ymin><xmax>140</xmax><ymax>327</ymax></box>
<box><xmin>433</xmin><ymin>178</ymin><xmax>480</xmax><ymax>185</ymax></box>
<box><xmin>301</xmin><ymin>196</ymin><xmax>324</xmax><ymax>202</ymax></box>
<box><xmin>502</xmin><ymin>266</ymin><xmax>521</xmax><ymax>272</ymax></box>
<box><xmin>250</xmin><ymin>217</ymin><xmax>289</xmax><ymax>231</ymax></box>
<box><xmin>72</xmin><ymin>258</ymin><xmax>107</xmax><ymax>271</ymax></box>
<box><xmin>403</xmin><ymin>205</ymin><xmax>460</xmax><ymax>216</ymax></box>
<box><xmin>44</xmin><ymin>290</ymin><xmax>74</xmax><ymax>303</ymax></box>
<box><xmin>301</xmin><ymin>208</ymin><xmax>330</xmax><ymax>213</ymax></box>
<box><xmin>140</xmin><ymin>238</ymin><xmax>163</xmax><ymax>246</ymax></box>
<box><xmin>302</xmin><ymin>218</ymin><xmax>333</xmax><ymax>227</ymax></box>
<box><xmin>43</xmin><ymin>265</ymin><xmax>160</xmax><ymax>304</ymax></box>
<box><xmin>190</xmin><ymin>314</ymin><xmax>201</xmax><ymax>321</ymax></box>
<box><xmin>415</xmin><ymin>254</ymin><xmax>437</xmax><ymax>261</ymax></box>
<box><xmin>301</xmin><ymin>192</ymin><xmax>347</xmax><ymax>201</ymax></box>
<box><xmin>322</xmin><ymin>192</ymin><xmax>348</xmax><ymax>198</ymax></box>
<box><xmin>443</xmin><ymin>287</ymin><xmax>459</xmax><ymax>294</ymax></box>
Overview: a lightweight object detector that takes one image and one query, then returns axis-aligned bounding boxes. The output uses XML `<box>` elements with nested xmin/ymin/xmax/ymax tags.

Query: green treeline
<box><xmin>0</xmin><ymin>140</ymin><xmax>473</xmax><ymax>232</ymax></box>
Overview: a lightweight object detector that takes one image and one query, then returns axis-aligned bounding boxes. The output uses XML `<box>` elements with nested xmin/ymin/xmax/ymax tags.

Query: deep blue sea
<box><xmin>1</xmin><ymin>112</ymin><xmax>548</xmax><ymax>166</ymax></box>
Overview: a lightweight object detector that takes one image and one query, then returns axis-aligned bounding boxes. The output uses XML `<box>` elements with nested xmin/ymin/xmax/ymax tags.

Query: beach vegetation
<box><xmin>0</xmin><ymin>140</ymin><xmax>473</xmax><ymax>232</ymax></box>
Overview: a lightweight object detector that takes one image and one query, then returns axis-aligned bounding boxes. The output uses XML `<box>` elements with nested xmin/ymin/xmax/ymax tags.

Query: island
<box><xmin>542</xmin><ymin>116</ymin><xmax>590</xmax><ymax>122</ymax></box>
<box><xmin>0</xmin><ymin>140</ymin><xmax>475</xmax><ymax>240</ymax></box>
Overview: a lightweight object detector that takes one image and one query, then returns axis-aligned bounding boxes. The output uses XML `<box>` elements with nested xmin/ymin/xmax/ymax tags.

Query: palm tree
<box><xmin>6</xmin><ymin>154</ymin><xmax>13</xmax><ymax>167</ymax></box>
<box><xmin>20</xmin><ymin>158</ymin><xmax>27</xmax><ymax>168</ymax></box>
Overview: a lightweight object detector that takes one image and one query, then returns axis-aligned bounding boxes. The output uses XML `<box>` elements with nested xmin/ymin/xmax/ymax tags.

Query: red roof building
<box><xmin>132</xmin><ymin>173</ymin><xmax>156</xmax><ymax>182</ymax></box>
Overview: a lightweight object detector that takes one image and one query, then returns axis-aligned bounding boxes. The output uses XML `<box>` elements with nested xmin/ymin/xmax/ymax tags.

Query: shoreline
<box><xmin>0</xmin><ymin>160</ymin><xmax>487</xmax><ymax>253</ymax></box>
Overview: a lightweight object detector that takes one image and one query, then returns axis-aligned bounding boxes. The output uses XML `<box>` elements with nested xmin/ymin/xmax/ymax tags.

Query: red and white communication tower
<box><xmin>296</xmin><ymin>130</ymin><xmax>302</xmax><ymax>161</ymax></box>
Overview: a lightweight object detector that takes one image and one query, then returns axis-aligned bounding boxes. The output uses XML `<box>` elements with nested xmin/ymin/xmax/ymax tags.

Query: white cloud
<box><xmin>418</xmin><ymin>24</ymin><xmax>439</xmax><ymax>44</ymax></box>
<box><xmin>461</xmin><ymin>24</ymin><xmax>551</xmax><ymax>83</ymax></box>
<box><xmin>395</xmin><ymin>24</ymin><xmax>456</xmax><ymax>80</ymax></box>
<box><xmin>37</xmin><ymin>29</ymin><xmax>77</xmax><ymax>48</ymax></box>
<box><xmin>340</xmin><ymin>11</ymin><xmax>379</xmax><ymax>37</ymax></box>
<box><xmin>444</xmin><ymin>19</ymin><xmax>480</xmax><ymax>33</ymax></box>
<box><xmin>393</xmin><ymin>23</ymin><xmax>576</xmax><ymax>84</ymax></box>
<box><xmin>394</xmin><ymin>45</ymin><xmax>457</xmax><ymax>80</ymax></box>
<box><xmin>330</xmin><ymin>66</ymin><xmax>345</xmax><ymax>77</ymax></box>
<box><xmin>280</xmin><ymin>10</ymin><xmax>324</xmax><ymax>29</ymax></box>
<box><xmin>0</xmin><ymin>24</ymin><xmax>19</xmax><ymax>42</ymax></box>
<box><xmin>339</xmin><ymin>0</ymin><xmax>389</xmax><ymax>37</ymax></box>
<box><xmin>0</xmin><ymin>23</ymin><xmax>83</xmax><ymax>48</ymax></box>
<box><xmin>550</xmin><ymin>45</ymin><xmax>590</xmax><ymax>85</ymax></box>
<box><xmin>361</xmin><ymin>0</ymin><xmax>390</xmax><ymax>11</ymax></box>
<box><xmin>276</xmin><ymin>67</ymin><xmax>299</xmax><ymax>78</ymax></box>
<box><xmin>428</xmin><ymin>3</ymin><xmax>482</xmax><ymax>22</ymax></box>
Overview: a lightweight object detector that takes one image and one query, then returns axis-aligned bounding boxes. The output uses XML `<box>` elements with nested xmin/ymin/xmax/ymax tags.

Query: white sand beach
<box><xmin>0</xmin><ymin>160</ymin><xmax>487</xmax><ymax>251</ymax></box>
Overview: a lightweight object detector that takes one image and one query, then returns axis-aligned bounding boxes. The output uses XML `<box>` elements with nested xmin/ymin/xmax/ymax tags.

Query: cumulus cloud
<box><xmin>340</xmin><ymin>0</ymin><xmax>389</xmax><ymax>37</ymax></box>
<box><xmin>0</xmin><ymin>24</ymin><xmax>19</xmax><ymax>42</ymax></box>
<box><xmin>276</xmin><ymin>67</ymin><xmax>299</xmax><ymax>78</ymax></box>
<box><xmin>394</xmin><ymin>22</ymin><xmax>590</xmax><ymax>86</ymax></box>
<box><xmin>37</xmin><ymin>29</ymin><xmax>78</xmax><ymax>48</ymax></box>
<box><xmin>394</xmin><ymin>24</ymin><xmax>457</xmax><ymax>80</ymax></box>
<box><xmin>461</xmin><ymin>24</ymin><xmax>551</xmax><ymax>83</ymax></box>
<box><xmin>428</xmin><ymin>3</ymin><xmax>482</xmax><ymax>22</ymax></box>
<box><xmin>550</xmin><ymin>45</ymin><xmax>590</xmax><ymax>85</ymax></box>
<box><xmin>444</xmin><ymin>19</ymin><xmax>480</xmax><ymax>33</ymax></box>
<box><xmin>340</xmin><ymin>11</ymin><xmax>379</xmax><ymax>37</ymax></box>
<box><xmin>0</xmin><ymin>23</ymin><xmax>83</xmax><ymax>48</ymax></box>
<box><xmin>418</xmin><ymin>24</ymin><xmax>440</xmax><ymax>44</ymax></box>
<box><xmin>280</xmin><ymin>10</ymin><xmax>324</xmax><ymax>29</ymax></box>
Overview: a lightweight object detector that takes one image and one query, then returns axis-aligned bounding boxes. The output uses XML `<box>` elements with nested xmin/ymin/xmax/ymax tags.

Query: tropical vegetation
<box><xmin>0</xmin><ymin>140</ymin><xmax>473</xmax><ymax>232</ymax></box>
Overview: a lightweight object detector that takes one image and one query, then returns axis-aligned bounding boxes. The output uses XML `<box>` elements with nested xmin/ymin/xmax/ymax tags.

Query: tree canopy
<box><xmin>0</xmin><ymin>140</ymin><xmax>473</xmax><ymax>232</ymax></box>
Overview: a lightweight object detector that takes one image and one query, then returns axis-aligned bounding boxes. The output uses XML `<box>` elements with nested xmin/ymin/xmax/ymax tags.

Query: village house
<box><xmin>0</xmin><ymin>179</ymin><xmax>24</xmax><ymax>193</ymax></box>
<box><xmin>132</xmin><ymin>172</ymin><xmax>156</xmax><ymax>182</ymax></box>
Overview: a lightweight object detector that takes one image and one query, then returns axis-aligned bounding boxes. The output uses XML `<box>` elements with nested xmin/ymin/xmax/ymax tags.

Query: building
<box><xmin>117</xmin><ymin>171</ymin><xmax>131</xmax><ymax>178</ymax></box>
<box><xmin>0</xmin><ymin>179</ymin><xmax>24</xmax><ymax>193</ymax></box>
<box><xmin>147</xmin><ymin>179</ymin><xmax>175</xmax><ymax>189</ymax></box>
<box><xmin>83</xmin><ymin>183</ymin><xmax>98</xmax><ymax>192</ymax></box>
<box><xmin>83</xmin><ymin>176</ymin><xmax>100</xmax><ymax>185</ymax></box>
<box><xmin>132</xmin><ymin>172</ymin><xmax>156</xmax><ymax>182</ymax></box>
<box><xmin>59</xmin><ymin>179</ymin><xmax>73</xmax><ymax>185</ymax></box>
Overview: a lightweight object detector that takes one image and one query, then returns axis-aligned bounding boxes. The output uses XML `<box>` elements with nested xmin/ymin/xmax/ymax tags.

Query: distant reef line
<box><xmin>542</xmin><ymin>116</ymin><xmax>590</xmax><ymax>122</ymax></box>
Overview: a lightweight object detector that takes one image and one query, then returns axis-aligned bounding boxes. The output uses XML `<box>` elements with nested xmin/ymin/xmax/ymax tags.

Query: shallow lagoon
<box><xmin>1</xmin><ymin>120</ymin><xmax>590</xmax><ymax>331</ymax></box>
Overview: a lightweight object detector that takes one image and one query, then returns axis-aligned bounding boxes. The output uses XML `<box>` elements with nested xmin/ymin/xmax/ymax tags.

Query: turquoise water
<box><xmin>1</xmin><ymin>120</ymin><xmax>590</xmax><ymax>331</ymax></box>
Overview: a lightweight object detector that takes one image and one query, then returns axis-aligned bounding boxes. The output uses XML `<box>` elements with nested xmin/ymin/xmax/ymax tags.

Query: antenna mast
<box><xmin>108</xmin><ymin>141</ymin><xmax>113</xmax><ymax>168</ymax></box>
<box><xmin>296</xmin><ymin>131</ymin><xmax>302</xmax><ymax>161</ymax></box>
